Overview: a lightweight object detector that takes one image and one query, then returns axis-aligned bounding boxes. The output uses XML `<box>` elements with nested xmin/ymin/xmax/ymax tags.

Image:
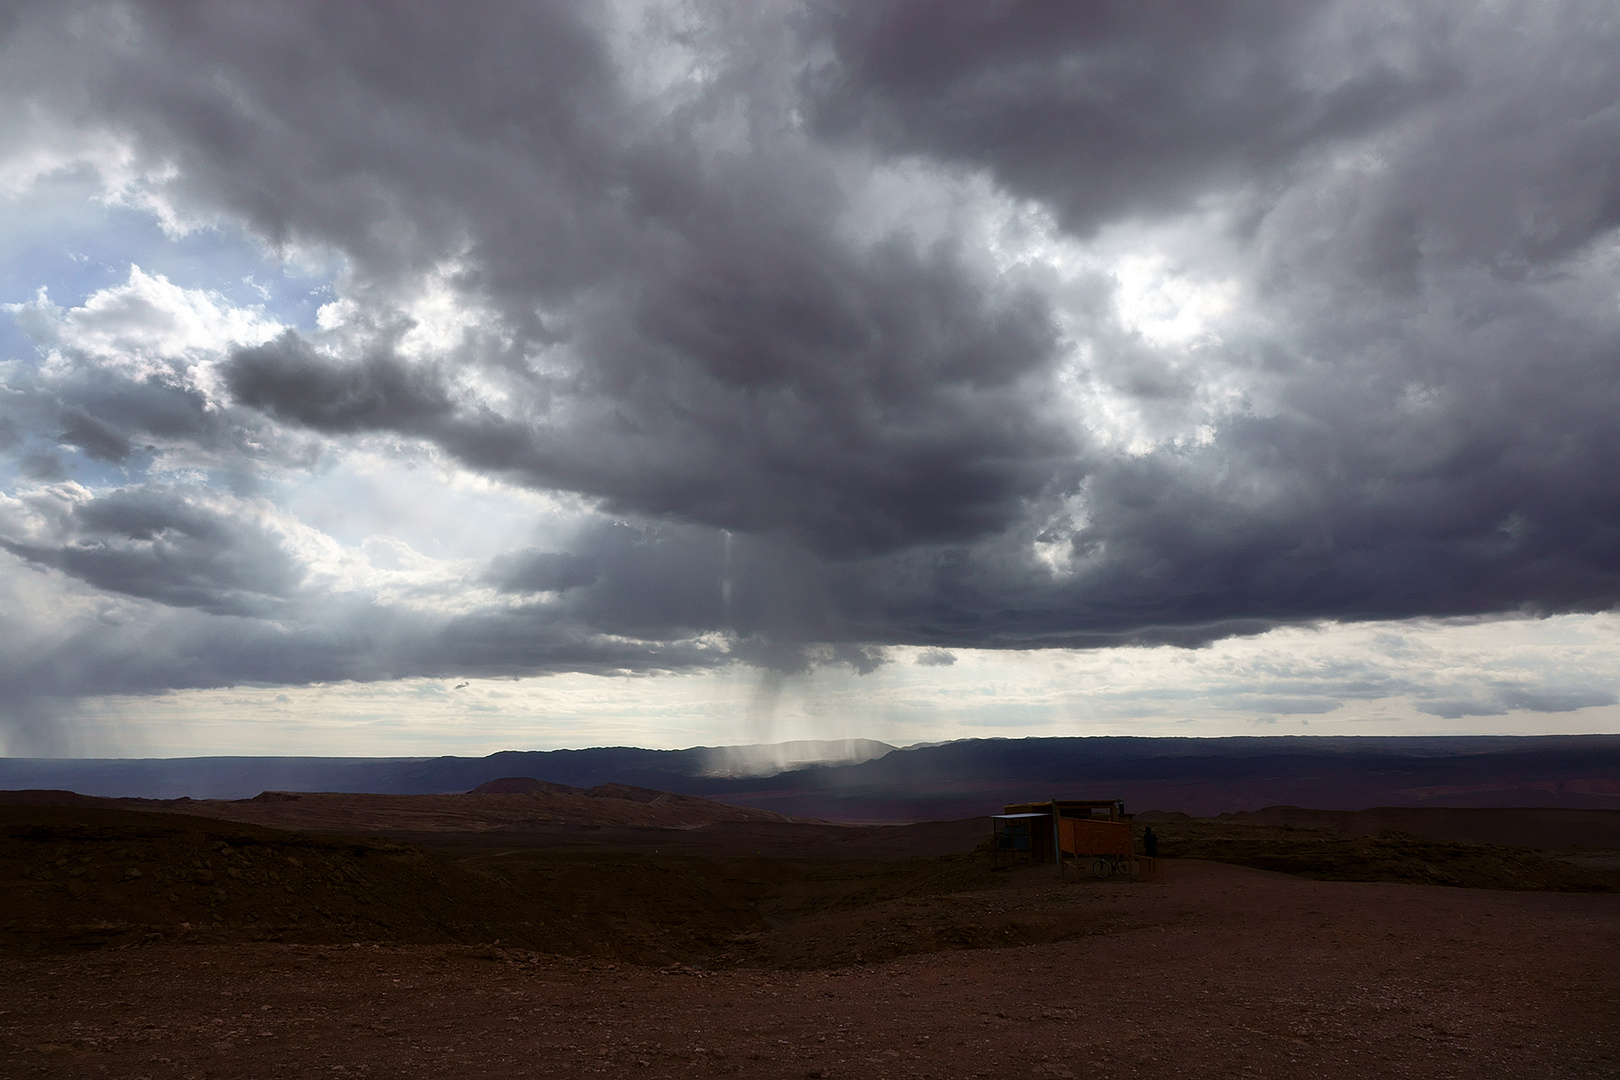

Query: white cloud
<box><xmin>10</xmin><ymin>265</ymin><xmax>281</xmax><ymax>385</ymax></box>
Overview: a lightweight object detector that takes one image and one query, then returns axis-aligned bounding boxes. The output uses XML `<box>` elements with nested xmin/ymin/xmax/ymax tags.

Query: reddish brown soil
<box><xmin>1139</xmin><ymin>814</ymin><xmax>1614</xmax><ymax>892</ymax></box>
<box><xmin>3</xmin><ymin>860</ymin><xmax>1617</xmax><ymax>1079</ymax></box>
<box><xmin>3</xmin><ymin>793</ymin><xmax>1618</xmax><ymax>1078</ymax></box>
<box><xmin>1205</xmin><ymin>805</ymin><xmax>1620</xmax><ymax>849</ymax></box>
<box><xmin>0</xmin><ymin>801</ymin><xmax>1004</xmax><ymax>960</ymax></box>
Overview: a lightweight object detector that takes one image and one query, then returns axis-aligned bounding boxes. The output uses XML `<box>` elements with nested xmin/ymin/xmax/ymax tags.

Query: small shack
<box><xmin>991</xmin><ymin>799</ymin><xmax>1132</xmax><ymax>869</ymax></box>
<box><xmin>988</xmin><ymin>812</ymin><xmax>1050</xmax><ymax>861</ymax></box>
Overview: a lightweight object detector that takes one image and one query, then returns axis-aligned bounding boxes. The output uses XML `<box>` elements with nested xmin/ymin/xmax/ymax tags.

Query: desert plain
<box><xmin>2</xmin><ymin>784</ymin><xmax>1618</xmax><ymax>1079</ymax></box>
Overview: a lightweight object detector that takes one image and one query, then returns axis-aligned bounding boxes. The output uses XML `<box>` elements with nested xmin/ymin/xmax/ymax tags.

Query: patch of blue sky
<box><xmin>0</xmin><ymin>176</ymin><xmax>337</xmax><ymax>362</ymax></box>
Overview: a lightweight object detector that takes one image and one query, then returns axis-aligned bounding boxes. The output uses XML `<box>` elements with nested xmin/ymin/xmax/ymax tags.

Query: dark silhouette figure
<box><xmin>1143</xmin><ymin>826</ymin><xmax>1158</xmax><ymax>859</ymax></box>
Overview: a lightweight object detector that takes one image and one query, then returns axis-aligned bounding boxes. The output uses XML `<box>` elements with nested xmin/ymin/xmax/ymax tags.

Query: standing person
<box><xmin>1142</xmin><ymin>826</ymin><xmax>1158</xmax><ymax>859</ymax></box>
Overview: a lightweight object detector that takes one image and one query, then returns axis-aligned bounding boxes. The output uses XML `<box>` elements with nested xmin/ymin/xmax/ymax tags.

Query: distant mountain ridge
<box><xmin>2</xmin><ymin>734</ymin><xmax>1617</xmax><ymax>819</ymax></box>
<box><xmin>0</xmin><ymin>738</ymin><xmax>898</xmax><ymax>801</ymax></box>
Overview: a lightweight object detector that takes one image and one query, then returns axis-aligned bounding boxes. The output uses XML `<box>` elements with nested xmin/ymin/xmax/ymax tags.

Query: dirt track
<box><xmin>4</xmin><ymin>860</ymin><xmax>1617</xmax><ymax>1079</ymax></box>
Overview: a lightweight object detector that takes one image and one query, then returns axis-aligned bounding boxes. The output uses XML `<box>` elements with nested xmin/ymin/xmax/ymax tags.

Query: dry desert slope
<box><xmin>2</xmin><ymin>789</ymin><xmax>1617</xmax><ymax>1079</ymax></box>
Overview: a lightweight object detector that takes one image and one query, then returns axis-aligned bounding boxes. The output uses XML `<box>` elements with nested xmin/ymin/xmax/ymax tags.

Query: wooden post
<box><xmin>1051</xmin><ymin>796</ymin><xmax>1061</xmax><ymax>875</ymax></box>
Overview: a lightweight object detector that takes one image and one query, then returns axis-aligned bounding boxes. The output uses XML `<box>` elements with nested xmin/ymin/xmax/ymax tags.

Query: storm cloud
<box><xmin>2</xmin><ymin>0</ymin><xmax>1619</xmax><ymax>722</ymax></box>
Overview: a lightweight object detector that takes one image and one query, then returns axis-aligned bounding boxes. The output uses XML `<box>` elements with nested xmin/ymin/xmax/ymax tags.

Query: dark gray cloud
<box><xmin>1</xmin><ymin>0</ymin><xmax>1619</xmax><ymax>713</ymax></box>
<box><xmin>485</xmin><ymin>548</ymin><xmax>600</xmax><ymax>595</ymax></box>
<box><xmin>227</xmin><ymin>332</ymin><xmax>453</xmax><ymax>433</ymax></box>
<box><xmin>804</xmin><ymin>2</ymin><xmax>1454</xmax><ymax>232</ymax></box>
<box><xmin>0</xmin><ymin>589</ymin><xmax>727</xmax><ymax>740</ymax></box>
<box><xmin>0</xmin><ymin>485</ymin><xmax>304</xmax><ymax>616</ymax></box>
<box><xmin>1418</xmin><ymin>685</ymin><xmax>1620</xmax><ymax>720</ymax></box>
<box><xmin>830</xmin><ymin>643</ymin><xmax>887</xmax><ymax>676</ymax></box>
<box><xmin>57</xmin><ymin>408</ymin><xmax>132</xmax><ymax>463</ymax></box>
<box><xmin>217</xmin><ymin>246</ymin><xmax>1066</xmax><ymax>559</ymax></box>
<box><xmin>13</xmin><ymin>0</ymin><xmax>1069</xmax><ymax>556</ymax></box>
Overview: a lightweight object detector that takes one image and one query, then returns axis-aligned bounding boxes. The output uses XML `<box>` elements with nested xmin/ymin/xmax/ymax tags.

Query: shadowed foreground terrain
<box><xmin>2</xmin><ymin>788</ymin><xmax>1618</xmax><ymax>1078</ymax></box>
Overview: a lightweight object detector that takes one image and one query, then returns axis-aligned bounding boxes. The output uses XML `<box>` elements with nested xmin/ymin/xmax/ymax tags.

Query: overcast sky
<box><xmin>3</xmin><ymin>0</ymin><xmax>1619</xmax><ymax>756</ymax></box>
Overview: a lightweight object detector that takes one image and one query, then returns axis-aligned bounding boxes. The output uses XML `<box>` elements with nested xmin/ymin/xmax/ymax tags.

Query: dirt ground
<box><xmin>4</xmin><ymin>861</ymin><xmax>1617</xmax><ymax>1079</ymax></box>
<box><xmin>2</xmin><ymin>793</ymin><xmax>1618</xmax><ymax>1078</ymax></box>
